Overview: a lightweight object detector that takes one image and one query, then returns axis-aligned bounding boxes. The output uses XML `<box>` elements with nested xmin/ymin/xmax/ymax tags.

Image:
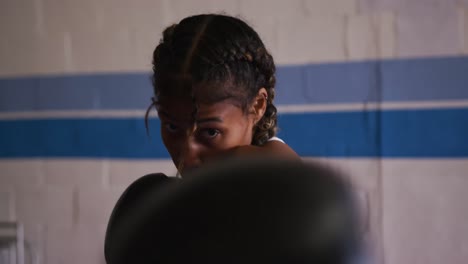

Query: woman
<box><xmin>147</xmin><ymin>14</ymin><xmax>299</xmax><ymax>176</ymax></box>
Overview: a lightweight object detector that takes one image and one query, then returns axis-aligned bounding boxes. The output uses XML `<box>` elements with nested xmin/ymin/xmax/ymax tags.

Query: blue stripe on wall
<box><xmin>0</xmin><ymin>73</ymin><xmax>153</xmax><ymax>111</ymax></box>
<box><xmin>1</xmin><ymin>56</ymin><xmax>468</xmax><ymax>111</ymax></box>
<box><xmin>0</xmin><ymin>118</ymin><xmax>169</xmax><ymax>158</ymax></box>
<box><xmin>1</xmin><ymin>108</ymin><xmax>467</xmax><ymax>158</ymax></box>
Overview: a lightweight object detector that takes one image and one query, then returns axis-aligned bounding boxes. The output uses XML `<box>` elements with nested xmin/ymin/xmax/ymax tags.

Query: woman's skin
<box><xmin>157</xmin><ymin>88</ymin><xmax>299</xmax><ymax>175</ymax></box>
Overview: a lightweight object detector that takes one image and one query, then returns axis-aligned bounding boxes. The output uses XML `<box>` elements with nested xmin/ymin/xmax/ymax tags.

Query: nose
<box><xmin>179</xmin><ymin>137</ymin><xmax>202</xmax><ymax>173</ymax></box>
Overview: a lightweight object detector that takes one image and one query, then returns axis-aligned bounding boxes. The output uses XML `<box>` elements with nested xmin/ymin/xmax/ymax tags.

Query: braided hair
<box><xmin>150</xmin><ymin>14</ymin><xmax>278</xmax><ymax>146</ymax></box>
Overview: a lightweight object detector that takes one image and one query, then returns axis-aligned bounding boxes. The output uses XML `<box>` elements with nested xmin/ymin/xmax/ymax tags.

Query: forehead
<box><xmin>157</xmin><ymin>97</ymin><xmax>245</xmax><ymax>121</ymax></box>
<box><xmin>156</xmin><ymin>76</ymin><xmax>243</xmax><ymax>104</ymax></box>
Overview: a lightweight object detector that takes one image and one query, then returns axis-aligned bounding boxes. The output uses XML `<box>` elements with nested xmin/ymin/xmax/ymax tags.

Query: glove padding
<box><xmin>106</xmin><ymin>158</ymin><xmax>362</xmax><ymax>264</ymax></box>
<box><xmin>104</xmin><ymin>173</ymin><xmax>179</xmax><ymax>264</ymax></box>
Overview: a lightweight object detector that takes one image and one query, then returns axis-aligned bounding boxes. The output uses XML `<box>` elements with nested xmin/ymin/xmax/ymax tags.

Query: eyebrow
<box><xmin>157</xmin><ymin>110</ymin><xmax>171</xmax><ymax>119</ymax></box>
<box><xmin>196</xmin><ymin>117</ymin><xmax>223</xmax><ymax>124</ymax></box>
<box><xmin>158</xmin><ymin>110</ymin><xmax>223</xmax><ymax>124</ymax></box>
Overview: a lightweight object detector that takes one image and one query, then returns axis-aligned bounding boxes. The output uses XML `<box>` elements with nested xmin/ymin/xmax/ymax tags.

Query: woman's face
<box><xmin>157</xmin><ymin>97</ymin><xmax>256</xmax><ymax>175</ymax></box>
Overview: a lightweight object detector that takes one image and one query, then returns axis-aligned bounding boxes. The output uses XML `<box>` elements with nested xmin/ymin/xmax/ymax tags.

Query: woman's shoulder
<box><xmin>261</xmin><ymin>136</ymin><xmax>300</xmax><ymax>160</ymax></box>
<box><xmin>268</xmin><ymin>136</ymin><xmax>285</xmax><ymax>144</ymax></box>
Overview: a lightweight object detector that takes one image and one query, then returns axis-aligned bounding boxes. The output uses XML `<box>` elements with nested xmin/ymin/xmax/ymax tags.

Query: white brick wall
<box><xmin>108</xmin><ymin>159</ymin><xmax>176</xmax><ymax>187</ymax></box>
<box><xmin>0</xmin><ymin>189</ymin><xmax>14</xmax><ymax>221</ymax></box>
<box><xmin>304</xmin><ymin>0</ymin><xmax>357</xmax><ymax>15</ymax></box>
<box><xmin>462</xmin><ymin>7</ymin><xmax>468</xmax><ymax>54</ymax></box>
<box><xmin>15</xmin><ymin>186</ymin><xmax>75</xmax><ymax>228</ymax></box>
<box><xmin>69</xmin><ymin>28</ymin><xmax>138</xmax><ymax>73</ymax></box>
<box><xmin>45</xmin><ymin>226</ymin><xmax>106</xmax><ymax>264</ymax></box>
<box><xmin>377</xmin><ymin>12</ymin><xmax>396</xmax><ymax>59</ymax></box>
<box><xmin>23</xmin><ymin>224</ymin><xmax>46</xmax><ymax>264</ymax></box>
<box><xmin>43</xmin><ymin>160</ymin><xmax>105</xmax><ymax>188</ymax></box>
<box><xmin>239</xmin><ymin>0</ymin><xmax>307</xmax><ymax>21</ymax></box>
<box><xmin>77</xmin><ymin>187</ymin><xmax>123</xmax><ymax>228</ymax></box>
<box><xmin>0</xmin><ymin>30</ymin><xmax>71</xmax><ymax>77</ymax></box>
<box><xmin>397</xmin><ymin>5</ymin><xmax>461</xmax><ymax>57</ymax></box>
<box><xmin>0</xmin><ymin>0</ymin><xmax>39</xmax><ymax>37</ymax></box>
<box><xmin>346</xmin><ymin>12</ymin><xmax>396</xmax><ymax>60</ymax></box>
<box><xmin>0</xmin><ymin>160</ymin><xmax>44</xmax><ymax>187</ymax></box>
<box><xmin>357</xmin><ymin>0</ymin><xmax>458</xmax><ymax>13</ymax></box>
<box><xmin>382</xmin><ymin>160</ymin><xmax>468</xmax><ymax>264</ymax></box>
<box><xmin>0</xmin><ymin>159</ymin><xmax>175</xmax><ymax>264</ymax></box>
<box><xmin>277</xmin><ymin>15</ymin><xmax>346</xmax><ymax>64</ymax></box>
<box><xmin>42</xmin><ymin>0</ymin><xmax>101</xmax><ymax>35</ymax></box>
<box><xmin>305</xmin><ymin>158</ymin><xmax>384</xmax><ymax>263</ymax></box>
<box><xmin>166</xmin><ymin>0</ymin><xmax>240</xmax><ymax>23</ymax></box>
<box><xmin>1</xmin><ymin>0</ymin><xmax>467</xmax><ymax>76</ymax></box>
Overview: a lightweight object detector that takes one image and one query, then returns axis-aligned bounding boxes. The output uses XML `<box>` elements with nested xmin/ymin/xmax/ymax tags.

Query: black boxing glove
<box><xmin>104</xmin><ymin>173</ymin><xmax>179</xmax><ymax>264</ymax></box>
<box><xmin>110</xmin><ymin>158</ymin><xmax>363</xmax><ymax>264</ymax></box>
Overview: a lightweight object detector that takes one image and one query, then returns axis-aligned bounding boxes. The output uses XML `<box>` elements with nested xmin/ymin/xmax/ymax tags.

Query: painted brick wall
<box><xmin>1</xmin><ymin>1</ymin><xmax>467</xmax><ymax>264</ymax></box>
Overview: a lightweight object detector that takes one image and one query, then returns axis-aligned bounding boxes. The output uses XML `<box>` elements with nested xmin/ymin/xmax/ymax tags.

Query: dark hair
<box><xmin>148</xmin><ymin>14</ymin><xmax>278</xmax><ymax>145</ymax></box>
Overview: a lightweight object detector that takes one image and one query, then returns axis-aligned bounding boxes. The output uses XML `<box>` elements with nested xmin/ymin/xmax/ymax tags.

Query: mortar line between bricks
<box><xmin>343</xmin><ymin>14</ymin><xmax>350</xmax><ymax>60</ymax></box>
<box><xmin>102</xmin><ymin>159</ymin><xmax>111</xmax><ymax>190</ymax></box>
<box><xmin>38</xmin><ymin>158</ymin><xmax>46</xmax><ymax>186</ymax></box>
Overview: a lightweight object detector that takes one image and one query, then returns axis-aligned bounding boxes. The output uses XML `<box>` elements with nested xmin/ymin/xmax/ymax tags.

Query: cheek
<box><xmin>240</xmin><ymin>114</ymin><xmax>255</xmax><ymax>133</ymax></box>
<box><xmin>226</xmin><ymin>118</ymin><xmax>255</xmax><ymax>145</ymax></box>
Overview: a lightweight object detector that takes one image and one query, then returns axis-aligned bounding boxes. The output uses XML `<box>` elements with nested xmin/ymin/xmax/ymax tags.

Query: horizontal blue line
<box><xmin>1</xmin><ymin>56</ymin><xmax>468</xmax><ymax>111</ymax></box>
<box><xmin>1</xmin><ymin>108</ymin><xmax>467</xmax><ymax>158</ymax></box>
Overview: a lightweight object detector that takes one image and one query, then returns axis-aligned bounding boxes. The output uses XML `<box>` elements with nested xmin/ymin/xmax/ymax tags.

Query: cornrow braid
<box><xmin>247</xmin><ymin>44</ymin><xmax>277</xmax><ymax>145</ymax></box>
<box><xmin>145</xmin><ymin>25</ymin><xmax>177</xmax><ymax>134</ymax></box>
<box><xmin>152</xmin><ymin>24</ymin><xmax>176</xmax><ymax>81</ymax></box>
<box><xmin>218</xmin><ymin>38</ymin><xmax>277</xmax><ymax>145</ymax></box>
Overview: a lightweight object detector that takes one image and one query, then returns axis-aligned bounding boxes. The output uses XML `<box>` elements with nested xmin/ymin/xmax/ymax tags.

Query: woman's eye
<box><xmin>199</xmin><ymin>128</ymin><xmax>220</xmax><ymax>139</ymax></box>
<box><xmin>164</xmin><ymin>123</ymin><xmax>179</xmax><ymax>133</ymax></box>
